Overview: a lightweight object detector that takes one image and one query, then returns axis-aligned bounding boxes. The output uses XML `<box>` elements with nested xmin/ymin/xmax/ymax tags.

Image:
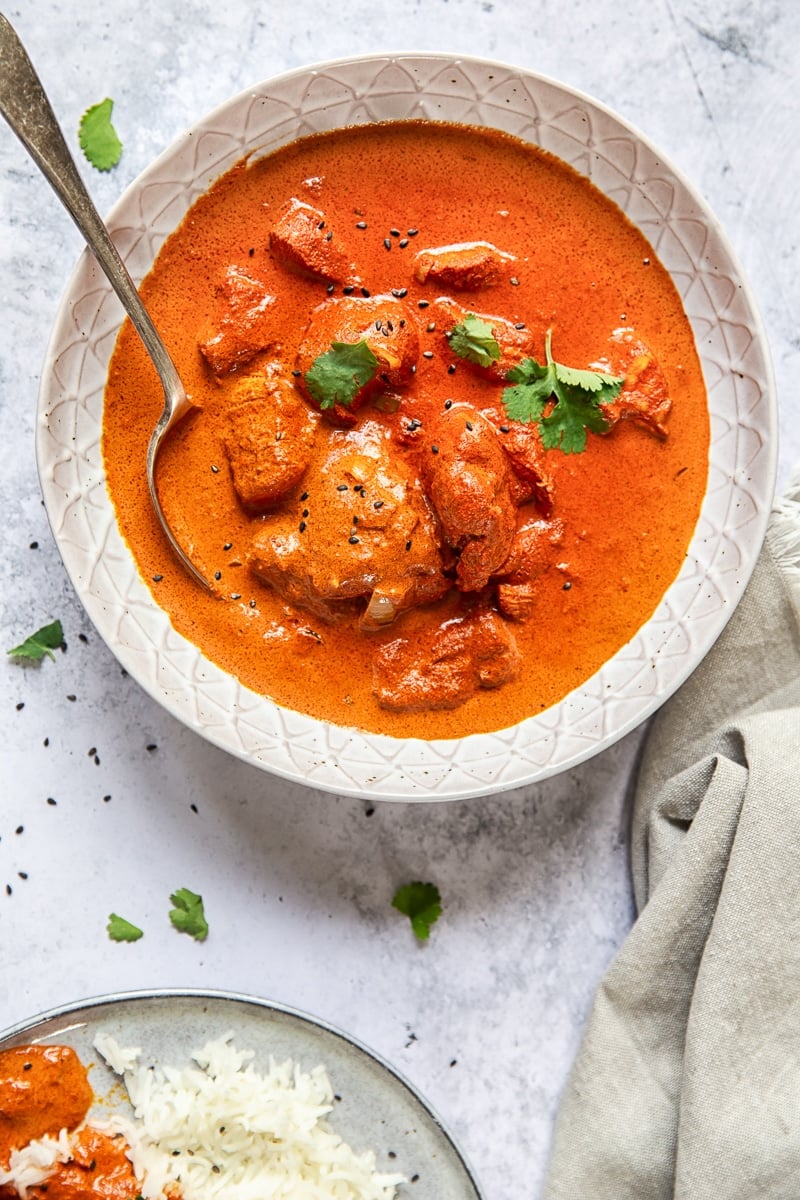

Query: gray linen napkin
<box><xmin>542</xmin><ymin>467</ymin><xmax>800</xmax><ymax>1200</ymax></box>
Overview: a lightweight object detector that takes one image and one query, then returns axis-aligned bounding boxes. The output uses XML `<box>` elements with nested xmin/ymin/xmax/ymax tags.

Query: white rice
<box><xmin>93</xmin><ymin>1032</ymin><xmax>405</xmax><ymax>1200</ymax></box>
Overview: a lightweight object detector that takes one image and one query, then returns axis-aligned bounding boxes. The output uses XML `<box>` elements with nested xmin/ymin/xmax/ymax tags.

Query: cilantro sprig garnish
<box><xmin>502</xmin><ymin>330</ymin><xmax>623</xmax><ymax>453</ymax></box>
<box><xmin>169</xmin><ymin>887</ymin><xmax>209</xmax><ymax>941</ymax></box>
<box><xmin>304</xmin><ymin>340</ymin><xmax>379</xmax><ymax>410</ymax></box>
<box><xmin>78</xmin><ymin>98</ymin><xmax>123</xmax><ymax>171</ymax></box>
<box><xmin>447</xmin><ymin>314</ymin><xmax>501</xmax><ymax>367</ymax></box>
<box><xmin>392</xmin><ymin>881</ymin><xmax>442</xmax><ymax>942</ymax></box>
<box><xmin>107</xmin><ymin>913</ymin><xmax>143</xmax><ymax>943</ymax></box>
<box><xmin>7</xmin><ymin>619</ymin><xmax>64</xmax><ymax>662</ymax></box>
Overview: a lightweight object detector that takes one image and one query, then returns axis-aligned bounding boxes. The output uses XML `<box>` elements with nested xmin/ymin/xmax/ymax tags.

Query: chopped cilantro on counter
<box><xmin>7</xmin><ymin>619</ymin><xmax>64</xmax><ymax>662</ymax></box>
<box><xmin>502</xmin><ymin>329</ymin><xmax>623</xmax><ymax>453</ymax></box>
<box><xmin>107</xmin><ymin>913</ymin><xmax>144</xmax><ymax>942</ymax></box>
<box><xmin>392</xmin><ymin>881</ymin><xmax>442</xmax><ymax>941</ymax></box>
<box><xmin>78</xmin><ymin>98</ymin><xmax>123</xmax><ymax>171</ymax></box>
<box><xmin>169</xmin><ymin>887</ymin><xmax>209</xmax><ymax>941</ymax></box>
<box><xmin>304</xmin><ymin>340</ymin><xmax>379</xmax><ymax>410</ymax></box>
<box><xmin>447</xmin><ymin>314</ymin><xmax>501</xmax><ymax>367</ymax></box>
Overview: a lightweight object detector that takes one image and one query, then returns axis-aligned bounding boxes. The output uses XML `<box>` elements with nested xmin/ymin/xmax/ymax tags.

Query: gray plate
<box><xmin>0</xmin><ymin>989</ymin><xmax>483</xmax><ymax>1199</ymax></box>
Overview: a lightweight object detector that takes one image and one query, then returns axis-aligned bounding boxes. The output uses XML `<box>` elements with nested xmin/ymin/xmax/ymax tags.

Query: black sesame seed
<box><xmin>444</xmin><ymin>399</ymin><xmax>452</xmax><ymax>409</ymax></box>
<box><xmin>29</xmin><ymin>541</ymin><xmax>38</xmax><ymax>549</ymax></box>
<box><xmin>514</xmin><ymin>322</ymin><xmax>526</xmax><ymax>329</ymax></box>
<box><xmin>563</xmin><ymin>580</ymin><xmax>572</xmax><ymax>591</ymax></box>
<box><xmin>317</xmin><ymin>219</ymin><xmax>325</xmax><ymax>229</ymax></box>
<box><xmin>103</xmin><ymin>794</ymin><xmax>111</xmax><ymax>802</ymax></box>
<box><xmin>300</xmin><ymin>491</ymin><xmax>309</xmax><ymax>501</ymax></box>
<box><xmin>15</xmin><ymin>826</ymin><xmax>23</xmax><ymax>834</ymax></box>
<box><xmin>391</xmin><ymin>287</ymin><xmax>408</xmax><ymax>298</ymax></box>
<box><xmin>152</xmin><ymin>574</ymin><xmax>163</xmax><ymax>582</ymax></box>
<box><xmin>343</xmin><ymin>284</ymin><xmax>354</xmax><ymax>294</ymax></box>
<box><xmin>426</xmin><ymin>322</ymin><xmax>436</xmax><ymax>332</ymax></box>
<box><xmin>326</xmin><ymin>282</ymin><xmax>335</xmax><ymax>294</ymax></box>
<box><xmin>5</xmin><ymin>885</ymin><xmax>11</xmax><ymax>896</ymax></box>
<box><xmin>230</xmin><ymin>593</ymin><xmax>241</xmax><ymax>600</ymax></box>
<box><xmin>390</xmin><ymin>228</ymin><xmax>400</xmax><ymax>237</ymax></box>
<box><xmin>466</xmin><ymin>421</ymin><xmax>473</xmax><ymax>431</ymax></box>
<box><xmin>407</xmin><ymin>228</ymin><xmax>419</xmax><ymax>236</ymax></box>
<box><xmin>374</xmin><ymin>500</ymin><xmax>384</xmax><ymax>509</ymax></box>
<box><xmin>355</xmin><ymin>221</ymin><xmax>367</xmax><ymax>229</ymax></box>
<box><xmin>431</xmin><ymin>444</ymin><xmax>439</xmax><ymax>454</ymax></box>
<box><xmin>43</xmin><ymin>737</ymin><xmax>49</xmax><ymax>747</ymax></box>
<box><xmin>643</xmin><ymin>257</ymin><xmax>651</xmax><ymax>265</ymax></box>
<box><xmin>23</xmin><ymin>1062</ymin><xmax>32</xmax><ymax>1071</ymax></box>
<box><xmin>337</xmin><ymin>484</ymin><xmax>349</xmax><ymax>491</ymax></box>
<box><xmin>399</xmin><ymin>238</ymin><xmax>408</xmax><ymax>248</ymax></box>
<box><xmin>15</xmin><ymin>702</ymin><xmax>23</xmax><ymax>711</ymax></box>
<box><xmin>214</xmin><ymin>571</ymin><xmax>222</xmax><ymax>581</ymax></box>
<box><xmin>375</xmin><ymin>319</ymin><xmax>383</xmax><ymax>330</ymax></box>
<box><xmin>348</xmin><ymin>535</ymin><xmax>359</xmax><ymax>544</ymax></box>
<box><xmin>248</xmin><ymin>247</ymin><xmax>255</xmax><ymax>257</ymax></box>
<box><xmin>46</xmin><ymin>797</ymin><xmax>56</xmax><ymax>806</ymax></box>
<box><xmin>211</xmin><ymin>464</ymin><xmax>220</xmax><ymax>473</ymax></box>
<box><xmin>191</xmin><ymin>803</ymin><xmax>198</xmax><ymax>813</ymax></box>
<box><xmin>361</xmin><ymin>287</ymin><xmax>370</xmax><ymax>297</ymax></box>
<box><xmin>249</xmin><ymin>599</ymin><xmax>257</xmax><ymax>608</ymax></box>
<box><xmin>299</xmin><ymin>521</ymin><xmax>307</xmax><ymax>532</ymax></box>
<box><xmin>78</xmin><ymin>632</ymin><xmax>88</xmax><ymax>643</ymax></box>
<box><xmin>302</xmin><ymin>508</ymin><xmax>309</xmax><ymax>518</ymax></box>
<box><xmin>325</xmin><ymin>231</ymin><xmax>333</xmax><ymax>241</ymax></box>
<box><xmin>499</xmin><ymin>424</ymin><xmax>510</xmax><ymax>433</ymax></box>
<box><xmin>399</xmin><ymin>318</ymin><xmax>406</xmax><ymax>327</ymax></box>
<box><xmin>384</xmin><ymin>238</ymin><xmax>392</xmax><ymax>250</ymax></box>
<box><xmin>448</xmin><ymin>363</ymin><xmax>457</xmax><ymax>374</ymax></box>
<box><xmin>417</xmin><ymin>299</ymin><xmax>429</xmax><ymax>308</ymax></box>
<box><xmin>66</xmin><ymin>694</ymin><xmax>76</xmax><ymax>702</ymax></box>
<box><xmin>292</xmin><ymin>369</ymin><xmax>302</xmax><ymax>376</ymax></box>
<box><xmin>405</xmin><ymin>540</ymin><xmax>412</xmax><ymax>551</ymax></box>
<box><xmin>223</xmin><ymin>542</ymin><xmax>233</xmax><ymax>551</ymax></box>
<box><xmin>352</xmin><ymin>515</ymin><xmax>359</xmax><ymax>524</ymax></box>
<box><xmin>387</xmin><ymin>320</ymin><xmax>394</xmax><ymax>331</ymax></box>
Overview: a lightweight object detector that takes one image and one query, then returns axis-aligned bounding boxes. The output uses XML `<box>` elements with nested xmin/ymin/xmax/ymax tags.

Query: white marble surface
<box><xmin>0</xmin><ymin>2</ymin><xmax>798</xmax><ymax>1197</ymax></box>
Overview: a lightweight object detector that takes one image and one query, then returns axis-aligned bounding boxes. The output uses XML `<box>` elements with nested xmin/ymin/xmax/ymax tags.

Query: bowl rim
<box><xmin>36</xmin><ymin>51</ymin><xmax>778</xmax><ymax>801</ymax></box>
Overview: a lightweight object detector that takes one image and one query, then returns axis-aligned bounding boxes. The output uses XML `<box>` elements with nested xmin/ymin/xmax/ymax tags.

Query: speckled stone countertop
<box><xmin>1</xmin><ymin>2</ymin><xmax>798</xmax><ymax>1197</ymax></box>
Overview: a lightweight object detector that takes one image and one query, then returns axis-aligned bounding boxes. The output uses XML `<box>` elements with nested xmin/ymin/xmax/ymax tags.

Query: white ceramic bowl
<box><xmin>37</xmin><ymin>53</ymin><xmax>776</xmax><ymax>801</ymax></box>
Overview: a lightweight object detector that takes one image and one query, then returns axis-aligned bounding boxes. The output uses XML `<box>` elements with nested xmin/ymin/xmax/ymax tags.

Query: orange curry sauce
<box><xmin>102</xmin><ymin>122</ymin><xmax>709</xmax><ymax>738</ymax></box>
<box><xmin>0</xmin><ymin>1045</ymin><xmax>138</xmax><ymax>1200</ymax></box>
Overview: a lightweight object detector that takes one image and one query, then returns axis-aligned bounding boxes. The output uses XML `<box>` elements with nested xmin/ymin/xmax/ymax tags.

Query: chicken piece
<box><xmin>421</xmin><ymin>404</ymin><xmax>517</xmax><ymax>592</ymax></box>
<box><xmin>372</xmin><ymin>609</ymin><xmax>521</xmax><ymax>712</ymax></box>
<box><xmin>413</xmin><ymin>241</ymin><xmax>515</xmax><ymax>290</ymax></box>
<box><xmin>482</xmin><ymin>415</ymin><xmax>554</xmax><ymax>512</ymax></box>
<box><xmin>248</xmin><ymin>421</ymin><xmax>450</xmax><ymax>628</ymax></box>
<box><xmin>295</xmin><ymin>294</ymin><xmax>419</xmax><ymax>425</ymax></box>
<box><xmin>224</xmin><ymin>365</ymin><xmax>319</xmax><ymax>508</ymax></box>
<box><xmin>433</xmin><ymin>298</ymin><xmax>537</xmax><ymax>379</ymax></box>
<box><xmin>25</xmin><ymin>1126</ymin><xmax>140</xmax><ymax>1200</ymax></box>
<box><xmin>493</xmin><ymin>518</ymin><xmax>564</xmax><ymax>621</ymax></box>
<box><xmin>198</xmin><ymin>265</ymin><xmax>277</xmax><ymax>376</ymax></box>
<box><xmin>269</xmin><ymin>199</ymin><xmax>358</xmax><ymax>284</ymax></box>
<box><xmin>593</xmin><ymin>328</ymin><xmax>671</xmax><ymax>438</ymax></box>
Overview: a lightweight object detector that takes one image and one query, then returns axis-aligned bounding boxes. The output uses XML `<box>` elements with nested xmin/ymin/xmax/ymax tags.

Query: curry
<box><xmin>102</xmin><ymin>121</ymin><xmax>708</xmax><ymax>738</ymax></box>
<box><xmin>0</xmin><ymin>1045</ymin><xmax>138</xmax><ymax>1200</ymax></box>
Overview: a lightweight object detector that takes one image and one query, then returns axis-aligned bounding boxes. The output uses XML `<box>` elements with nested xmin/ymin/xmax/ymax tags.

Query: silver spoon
<box><xmin>0</xmin><ymin>13</ymin><xmax>209</xmax><ymax>590</ymax></box>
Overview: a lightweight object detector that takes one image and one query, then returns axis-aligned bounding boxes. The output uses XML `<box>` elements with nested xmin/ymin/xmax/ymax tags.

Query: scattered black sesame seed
<box><xmin>43</xmin><ymin>737</ymin><xmax>49</xmax><ymax>747</ymax></box>
<box><xmin>210</xmin><ymin>464</ymin><xmax>220</xmax><ymax>474</ymax></box>
<box><xmin>249</xmin><ymin>599</ymin><xmax>257</xmax><ymax>608</ymax></box>
<box><xmin>563</xmin><ymin>580</ymin><xmax>572</xmax><ymax>591</ymax></box>
<box><xmin>399</xmin><ymin>318</ymin><xmax>406</xmax><ymax>327</ymax></box>
<box><xmin>388</xmin><ymin>1151</ymin><xmax>397</xmax><ymax>1160</ymax></box>
<box><xmin>431</xmin><ymin>444</ymin><xmax>439</xmax><ymax>454</ymax></box>
<box><xmin>411</xmin><ymin>1174</ymin><xmax>420</xmax><ymax>1183</ymax></box>
<box><xmin>643</xmin><ymin>257</ymin><xmax>651</xmax><ymax>265</ymax></box>
<box><xmin>355</xmin><ymin>221</ymin><xmax>367</xmax><ymax>229</ymax></box>
<box><xmin>15</xmin><ymin>702</ymin><xmax>24</xmax><ymax>711</ymax></box>
<box><xmin>423</xmin><ymin>350</ymin><xmax>434</xmax><ymax>359</ymax></box>
<box><xmin>352</xmin><ymin>515</ymin><xmax>359</xmax><ymax>524</ymax></box>
<box><xmin>447</xmin><ymin>363</ymin><xmax>457</xmax><ymax>374</ymax></box>
<box><xmin>466</xmin><ymin>421</ymin><xmax>473</xmax><ymax>431</ymax></box>
<box><xmin>365</xmin><ymin>806</ymin><xmax>375</xmax><ymax>817</ymax></box>
<box><xmin>391</xmin><ymin>287</ymin><xmax>408</xmax><ymax>298</ymax></box>
<box><xmin>390</xmin><ymin>227</ymin><xmax>400</xmax><ymax>237</ymax></box>
<box><xmin>230</xmin><ymin>593</ymin><xmax>242</xmax><ymax>600</ymax></box>
<box><xmin>386</xmin><ymin>320</ymin><xmax>394</xmax><ymax>332</ymax></box>
<box><xmin>94</xmin><ymin>755</ymin><xmax>100</xmax><ymax>765</ymax></box>
<box><xmin>374</xmin><ymin>500</ymin><xmax>384</xmax><ymax>509</ymax></box>
<box><xmin>103</xmin><ymin>795</ymin><xmax>111</xmax><ymax>802</ymax></box>
<box><xmin>348</xmin><ymin>535</ymin><xmax>360</xmax><ymax>544</ymax></box>
<box><xmin>325</xmin><ymin>231</ymin><xmax>333</xmax><ymax>242</ymax></box>
<box><xmin>510</xmin><ymin>276</ymin><xmax>520</xmax><ymax>286</ymax></box>
<box><xmin>88</xmin><ymin>747</ymin><xmax>96</xmax><ymax>757</ymax></box>
<box><xmin>66</xmin><ymin>694</ymin><xmax>76</xmax><ymax>702</ymax></box>
<box><xmin>317</xmin><ymin>219</ymin><xmax>325</xmax><ymax>229</ymax></box>
<box><xmin>326</xmin><ymin>282</ymin><xmax>335</xmax><ymax>294</ymax></box>
<box><xmin>146</xmin><ymin>743</ymin><xmax>157</xmax><ymax>753</ymax></box>
<box><xmin>417</xmin><ymin>299</ymin><xmax>429</xmax><ymax>308</ymax></box>
<box><xmin>46</xmin><ymin>797</ymin><xmax>56</xmax><ymax>806</ymax></box>
<box><xmin>299</xmin><ymin>521</ymin><xmax>307</xmax><ymax>533</ymax></box>
<box><xmin>514</xmin><ymin>322</ymin><xmax>526</xmax><ymax>329</ymax></box>
<box><xmin>300</xmin><ymin>491</ymin><xmax>309</xmax><ymax>501</ymax></box>
<box><xmin>78</xmin><ymin>632</ymin><xmax>88</xmax><ymax>644</ymax></box>
<box><xmin>450</xmin><ymin>1058</ymin><xmax>458</xmax><ymax>1067</ymax></box>
<box><xmin>152</xmin><ymin>574</ymin><xmax>163</xmax><ymax>582</ymax></box>
<box><xmin>302</xmin><ymin>508</ymin><xmax>309</xmax><ymax>518</ymax></box>
<box><xmin>190</xmin><ymin>803</ymin><xmax>198</xmax><ymax>813</ymax></box>
<box><xmin>499</xmin><ymin>424</ymin><xmax>510</xmax><ymax>433</ymax></box>
<box><xmin>444</xmin><ymin>399</ymin><xmax>453</xmax><ymax>409</ymax></box>
<box><xmin>343</xmin><ymin>284</ymin><xmax>354</xmax><ymax>294</ymax></box>
<box><xmin>399</xmin><ymin>238</ymin><xmax>408</xmax><ymax>248</ymax></box>
<box><xmin>23</xmin><ymin>1062</ymin><xmax>32</xmax><ymax>1071</ymax></box>
<box><xmin>214</xmin><ymin>571</ymin><xmax>222</xmax><ymax>581</ymax></box>
<box><xmin>248</xmin><ymin>247</ymin><xmax>255</xmax><ymax>257</ymax></box>
<box><xmin>275</xmin><ymin>430</ymin><xmax>283</xmax><ymax>442</ymax></box>
<box><xmin>407</xmin><ymin>227</ymin><xmax>419</xmax><ymax>236</ymax></box>
<box><xmin>405</xmin><ymin>540</ymin><xmax>412</xmax><ymax>551</ymax></box>
<box><xmin>337</xmin><ymin>484</ymin><xmax>348</xmax><ymax>491</ymax></box>
<box><xmin>223</xmin><ymin>542</ymin><xmax>233</xmax><ymax>551</ymax></box>
<box><xmin>375</xmin><ymin>319</ymin><xmax>383</xmax><ymax>331</ymax></box>
<box><xmin>29</xmin><ymin>541</ymin><xmax>39</xmax><ymax>549</ymax></box>
<box><xmin>15</xmin><ymin>826</ymin><xmax>23</xmax><ymax>835</ymax></box>
<box><xmin>5</xmin><ymin>885</ymin><xmax>11</xmax><ymax>896</ymax></box>
<box><xmin>426</xmin><ymin>322</ymin><xmax>436</xmax><ymax>332</ymax></box>
<box><xmin>361</xmin><ymin>287</ymin><xmax>370</xmax><ymax>297</ymax></box>
<box><xmin>291</xmin><ymin>369</ymin><xmax>302</xmax><ymax>377</ymax></box>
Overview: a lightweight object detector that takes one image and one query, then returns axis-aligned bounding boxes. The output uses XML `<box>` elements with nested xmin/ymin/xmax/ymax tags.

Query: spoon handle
<box><xmin>0</xmin><ymin>13</ymin><xmax>186</xmax><ymax>410</ymax></box>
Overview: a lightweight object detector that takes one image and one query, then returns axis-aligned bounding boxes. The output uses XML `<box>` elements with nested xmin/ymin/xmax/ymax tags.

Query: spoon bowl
<box><xmin>0</xmin><ymin>12</ymin><xmax>208</xmax><ymax>591</ymax></box>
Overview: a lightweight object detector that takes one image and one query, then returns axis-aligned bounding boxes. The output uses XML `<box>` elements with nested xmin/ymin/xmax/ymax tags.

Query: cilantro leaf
<box><xmin>169</xmin><ymin>887</ymin><xmax>209</xmax><ymax>941</ymax></box>
<box><xmin>448</xmin><ymin>314</ymin><xmax>501</xmax><ymax>367</ymax></box>
<box><xmin>501</xmin><ymin>330</ymin><xmax>623</xmax><ymax>453</ymax></box>
<box><xmin>304</xmin><ymin>340</ymin><xmax>379</xmax><ymax>410</ymax></box>
<box><xmin>7</xmin><ymin>620</ymin><xmax>64</xmax><ymax>662</ymax></box>
<box><xmin>107</xmin><ymin>913</ymin><xmax>144</xmax><ymax>942</ymax></box>
<box><xmin>79</xmin><ymin>98</ymin><xmax>123</xmax><ymax>171</ymax></box>
<box><xmin>392</xmin><ymin>881</ymin><xmax>442</xmax><ymax>942</ymax></box>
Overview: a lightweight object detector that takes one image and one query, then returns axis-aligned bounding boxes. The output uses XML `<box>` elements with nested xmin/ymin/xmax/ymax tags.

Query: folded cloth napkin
<box><xmin>542</xmin><ymin>466</ymin><xmax>800</xmax><ymax>1200</ymax></box>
